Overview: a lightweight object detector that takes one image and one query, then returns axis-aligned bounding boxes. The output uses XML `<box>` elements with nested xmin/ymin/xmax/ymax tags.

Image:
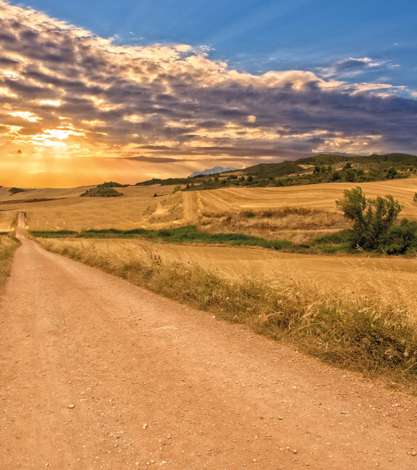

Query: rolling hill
<box><xmin>137</xmin><ymin>153</ymin><xmax>417</xmax><ymax>190</ymax></box>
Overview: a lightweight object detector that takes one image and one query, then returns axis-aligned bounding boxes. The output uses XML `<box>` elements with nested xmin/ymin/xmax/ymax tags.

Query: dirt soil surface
<box><xmin>1</xmin><ymin>229</ymin><xmax>417</xmax><ymax>469</ymax></box>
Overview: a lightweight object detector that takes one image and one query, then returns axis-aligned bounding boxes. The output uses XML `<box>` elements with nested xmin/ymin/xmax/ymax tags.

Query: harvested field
<box><xmin>39</xmin><ymin>237</ymin><xmax>417</xmax><ymax>315</ymax></box>
<box><xmin>0</xmin><ymin>211</ymin><xmax>16</xmax><ymax>232</ymax></box>
<box><xmin>182</xmin><ymin>178</ymin><xmax>417</xmax><ymax>241</ymax></box>
<box><xmin>6</xmin><ymin>178</ymin><xmax>417</xmax><ymax>242</ymax></box>
<box><xmin>0</xmin><ymin>185</ymin><xmax>175</xmax><ymax>231</ymax></box>
<box><xmin>194</xmin><ymin>178</ymin><xmax>417</xmax><ymax>219</ymax></box>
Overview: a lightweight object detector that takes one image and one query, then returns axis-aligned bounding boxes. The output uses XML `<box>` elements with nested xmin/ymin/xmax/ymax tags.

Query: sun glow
<box><xmin>31</xmin><ymin>128</ymin><xmax>85</xmax><ymax>149</ymax></box>
<box><xmin>37</xmin><ymin>99</ymin><xmax>62</xmax><ymax>108</ymax></box>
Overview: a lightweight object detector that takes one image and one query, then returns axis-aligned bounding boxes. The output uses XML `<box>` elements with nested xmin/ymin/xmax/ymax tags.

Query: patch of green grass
<box><xmin>309</xmin><ymin>230</ymin><xmax>353</xmax><ymax>253</ymax></box>
<box><xmin>35</xmin><ymin>225</ymin><xmax>414</xmax><ymax>257</ymax></box>
<box><xmin>32</xmin><ymin>230</ymin><xmax>79</xmax><ymax>238</ymax></box>
<box><xmin>32</xmin><ymin>226</ymin><xmax>294</xmax><ymax>251</ymax></box>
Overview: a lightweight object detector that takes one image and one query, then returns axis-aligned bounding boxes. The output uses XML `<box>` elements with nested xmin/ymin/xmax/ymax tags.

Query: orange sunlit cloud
<box><xmin>0</xmin><ymin>0</ymin><xmax>417</xmax><ymax>186</ymax></box>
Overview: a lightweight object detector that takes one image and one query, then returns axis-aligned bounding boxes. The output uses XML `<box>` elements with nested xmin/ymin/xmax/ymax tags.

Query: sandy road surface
<box><xmin>1</xmin><ymin>235</ymin><xmax>417</xmax><ymax>469</ymax></box>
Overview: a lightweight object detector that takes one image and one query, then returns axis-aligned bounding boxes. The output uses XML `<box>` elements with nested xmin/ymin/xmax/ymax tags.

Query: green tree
<box><xmin>386</xmin><ymin>167</ymin><xmax>398</xmax><ymax>179</ymax></box>
<box><xmin>337</xmin><ymin>187</ymin><xmax>402</xmax><ymax>250</ymax></box>
<box><xmin>383</xmin><ymin>219</ymin><xmax>417</xmax><ymax>254</ymax></box>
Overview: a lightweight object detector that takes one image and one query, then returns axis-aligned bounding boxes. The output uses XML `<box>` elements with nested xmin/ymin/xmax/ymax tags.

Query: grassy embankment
<box><xmin>39</xmin><ymin>237</ymin><xmax>417</xmax><ymax>383</ymax></box>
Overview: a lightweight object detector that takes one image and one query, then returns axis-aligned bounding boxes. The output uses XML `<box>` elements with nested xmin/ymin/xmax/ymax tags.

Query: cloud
<box><xmin>126</xmin><ymin>156</ymin><xmax>191</xmax><ymax>163</ymax></box>
<box><xmin>0</xmin><ymin>0</ymin><xmax>417</xmax><ymax>178</ymax></box>
<box><xmin>319</xmin><ymin>56</ymin><xmax>394</xmax><ymax>79</ymax></box>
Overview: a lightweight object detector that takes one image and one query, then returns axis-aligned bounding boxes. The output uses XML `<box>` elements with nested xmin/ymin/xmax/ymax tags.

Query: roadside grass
<box><xmin>0</xmin><ymin>235</ymin><xmax>19</xmax><ymax>287</ymax></box>
<box><xmin>39</xmin><ymin>238</ymin><xmax>417</xmax><ymax>382</ymax></box>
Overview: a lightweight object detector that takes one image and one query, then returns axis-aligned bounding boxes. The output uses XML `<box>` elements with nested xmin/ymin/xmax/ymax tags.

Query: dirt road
<box><xmin>1</xmin><ymin>235</ymin><xmax>417</xmax><ymax>469</ymax></box>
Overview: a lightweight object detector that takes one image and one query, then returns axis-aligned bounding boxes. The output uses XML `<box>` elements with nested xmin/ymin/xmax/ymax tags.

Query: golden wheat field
<box><xmin>40</xmin><ymin>237</ymin><xmax>417</xmax><ymax>315</ymax></box>
<box><xmin>184</xmin><ymin>178</ymin><xmax>417</xmax><ymax>241</ymax></box>
<box><xmin>1</xmin><ymin>177</ymin><xmax>417</xmax><ymax>233</ymax></box>
<box><xmin>186</xmin><ymin>177</ymin><xmax>417</xmax><ymax>219</ymax></box>
<box><xmin>0</xmin><ymin>211</ymin><xmax>16</xmax><ymax>232</ymax></box>
<box><xmin>0</xmin><ymin>185</ymin><xmax>176</xmax><ymax>231</ymax></box>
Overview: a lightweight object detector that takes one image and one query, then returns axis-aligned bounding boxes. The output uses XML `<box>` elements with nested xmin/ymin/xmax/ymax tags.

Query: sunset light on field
<box><xmin>2</xmin><ymin>3</ymin><xmax>417</xmax><ymax>468</ymax></box>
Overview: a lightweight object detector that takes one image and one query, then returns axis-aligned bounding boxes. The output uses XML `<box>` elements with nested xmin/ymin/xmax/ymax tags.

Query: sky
<box><xmin>0</xmin><ymin>0</ymin><xmax>417</xmax><ymax>187</ymax></box>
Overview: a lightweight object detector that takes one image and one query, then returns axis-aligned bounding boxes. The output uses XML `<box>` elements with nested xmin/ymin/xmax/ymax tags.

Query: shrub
<box><xmin>81</xmin><ymin>186</ymin><xmax>123</xmax><ymax>198</ymax></box>
<box><xmin>97</xmin><ymin>181</ymin><xmax>125</xmax><ymax>188</ymax></box>
<box><xmin>337</xmin><ymin>187</ymin><xmax>402</xmax><ymax>250</ymax></box>
<box><xmin>9</xmin><ymin>187</ymin><xmax>26</xmax><ymax>195</ymax></box>
<box><xmin>386</xmin><ymin>167</ymin><xmax>398</xmax><ymax>179</ymax></box>
<box><xmin>382</xmin><ymin>219</ymin><xmax>417</xmax><ymax>254</ymax></box>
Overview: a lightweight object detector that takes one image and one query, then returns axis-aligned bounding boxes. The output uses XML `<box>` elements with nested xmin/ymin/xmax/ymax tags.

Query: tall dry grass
<box><xmin>0</xmin><ymin>236</ymin><xmax>19</xmax><ymax>287</ymax></box>
<box><xmin>39</xmin><ymin>238</ymin><xmax>417</xmax><ymax>380</ymax></box>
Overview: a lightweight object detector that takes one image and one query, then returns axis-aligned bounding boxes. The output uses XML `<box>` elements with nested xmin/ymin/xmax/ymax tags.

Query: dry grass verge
<box><xmin>39</xmin><ymin>238</ymin><xmax>417</xmax><ymax>382</ymax></box>
<box><xmin>0</xmin><ymin>235</ymin><xmax>19</xmax><ymax>287</ymax></box>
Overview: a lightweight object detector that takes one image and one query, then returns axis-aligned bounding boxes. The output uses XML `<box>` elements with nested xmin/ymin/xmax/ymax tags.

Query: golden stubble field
<box><xmin>187</xmin><ymin>178</ymin><xmax>417</xmax><ymax>242</ymax></box>
<box><xmin>41</xmin><ymin>236</ymin><xmax>417</xmax><ymax>316</ymax></box>
<box><xmin>0</xmin><ymin>185</ymin><xmax>177</xmax><ymax>231</ymax></box>
<box><xmin>1</xmin><ymin>177</ymin><xmax>417</xmax><ymax>233</ymax></box>
<box><xmin>196</xmin><ymin>178</ymin><xmax>417</xmax><ymax>217</ymax></box>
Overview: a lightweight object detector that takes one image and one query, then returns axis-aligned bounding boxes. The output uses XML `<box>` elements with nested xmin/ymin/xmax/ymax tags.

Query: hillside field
<box><xmin>1</xmin><ymin>177</ymin><xmax>416</xmax><ymax>236</ymax></box>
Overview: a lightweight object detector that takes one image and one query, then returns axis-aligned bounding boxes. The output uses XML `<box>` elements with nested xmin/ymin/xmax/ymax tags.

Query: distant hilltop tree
<box><xmin>81</xmin><ymin>186</ymin><xmax>123</xmax><ymax>198</ymax></box>
<box><xmin>97</xmin><ymin>181</ymin><xmax>127</xmax><ymax>188</ymax></box>
<box><xmin>9</xmin><ymin>187</ymin><xmax>26</xmax><ymax>195</ymax></box>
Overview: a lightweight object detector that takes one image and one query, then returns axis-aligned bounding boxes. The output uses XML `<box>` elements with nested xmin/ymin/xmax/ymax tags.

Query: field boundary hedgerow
<box><xmin>31</xmin><ymin>226</ymin><xmax>298</xmax><ymax>250</ymax></box>
<box><xmin>38</xmin><ymin>238</ymin><xmax>417</xmax><ymax>385</ymax></box>
<box><xmin>30</xmin><ymin>224</ymin><xmax>417</xmax><ymax>257</ymax></box>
